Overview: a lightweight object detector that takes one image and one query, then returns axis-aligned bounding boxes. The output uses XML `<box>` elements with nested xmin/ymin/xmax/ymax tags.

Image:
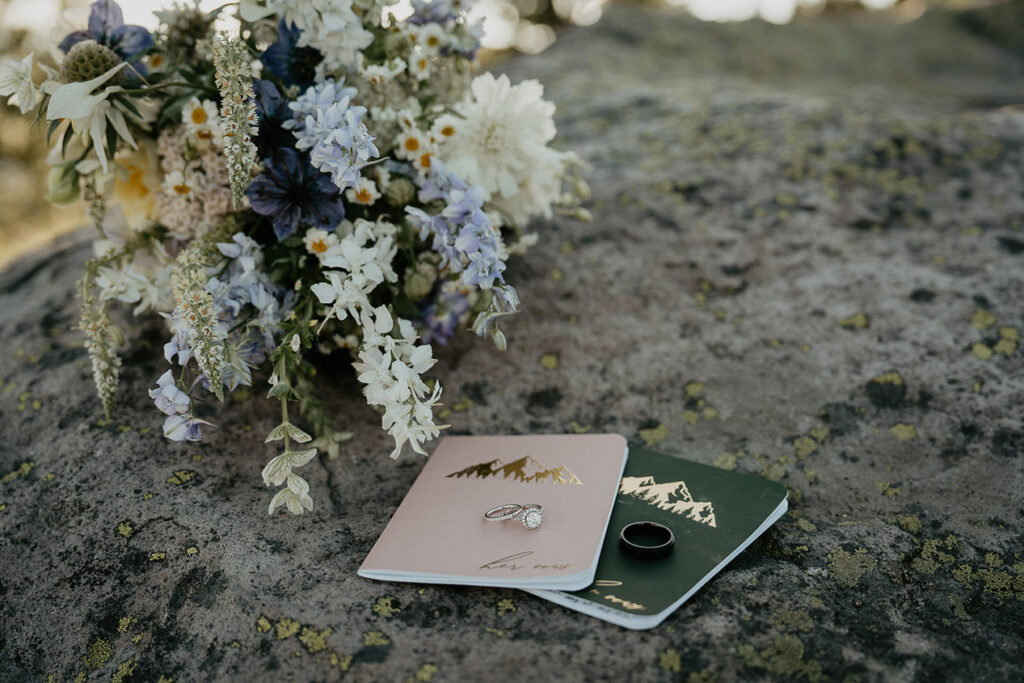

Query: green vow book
<box><xmin>527</xmin><ymin>446</ymin><xmax>788</xmax><ymax>630</ymax></box>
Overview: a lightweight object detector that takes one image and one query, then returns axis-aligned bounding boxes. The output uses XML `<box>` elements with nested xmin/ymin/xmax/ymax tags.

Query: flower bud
<box><xmin>404</xmin><ymin>267</ymin><xmax>436</xmax><ymax>301</ymax></box>
<box><xmin>386</xmin><ymin>177</ymin><xmax>416</xmax><ymax>207</ymax></box>
<box><xmin>46</xmin><ymin>166</ymin><xmax>80</xmax><ymax>206</ymax></box>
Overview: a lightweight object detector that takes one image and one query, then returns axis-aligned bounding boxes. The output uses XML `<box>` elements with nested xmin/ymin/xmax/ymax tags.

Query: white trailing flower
<box><xmin>359</xmin><ymin>56</ymin><xmax>406</xmax><ymax>86</ymax></box>
<box><xmin>310</xmin><ymin>223</ymin><xmax>444</xmax><ymax>459</ymax></box>
<box><xmin>96</xmin><ymin>263</ymin><xmax>168</xmax><ymax>316</ymax></box>
<box><xmin>212</xmin><ymin>35</ymin><xmax>257</xmax><ymax>207</ymax></box>
<box><xmin>311</xmin><ymin>221</ymin><xmax>398</xmax><ymax>324</ymax></box>
<box><xmin>263</xmin><ymin>374</ymin><xmax>318</xmax><ymax>515</ymax></box>
<box><xmin>353</xmin><ymin>305</ymin><xmax>444</xmax><ymax>458</ymax></box>
<box><xmin>171</xmin><ymin>242</ymin><xmax>228</xmax><ymax>400</ymax></box>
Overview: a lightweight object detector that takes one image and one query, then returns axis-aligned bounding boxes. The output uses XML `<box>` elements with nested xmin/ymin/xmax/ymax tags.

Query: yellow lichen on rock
<box><xmin>639</xmin><ymin>423</ymin><xmax>669</xmax><ymax>446</ymax></box>
<box><xmin>971</xmin><ymin>309</ymin><xmax>996</xmax><ymax>330</ymax></box>
<box><xmin>828</xmin><ymin>548</ymin><xmax>877</xmax><ymax>587</ymax></box>
<box><xmin>839</xmin><ymin>312</ymin><xmax>869</xmax><ymax>329</ymax></box>
<box><xmin>82</xmin><ymin>638</ymin><xmax>114</xmax><ymax>669</ymax></box>
<box><xmin>659</xmin><ymin>649</ymin><xmax>683</xmax><ymax>673</ymax></box>
<box><xmin>298</xmin><ymin>626</ymin><xmax>332</xmax><ymax>653</ymax></box>
<box><xmin>363</xmin><ymin>631</ymin><xmax>390</xmax><ymax>646</ymax></box>
<box><xmin>373</xmin><ymin>596</ymin><xmax>401</xmax><ymax>618</ymax></box>
<box><xmin>275</xmin><ymin>618</ymin><xmax>301</xmax><ymax>640</ymax></box>
<box><xmin>890</xmin><ymin>424</ymin><xmax>917</xmax><ymax>440</ymax></box>
<box><xmin>971</xmin><ymin>343</ymin><xmax>994</xmax><ymax>360</ymax></box>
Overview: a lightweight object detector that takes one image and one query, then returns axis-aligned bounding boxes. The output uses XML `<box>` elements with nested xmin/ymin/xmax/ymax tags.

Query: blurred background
<box><xmin>0</xmin><ymin>0</ymin><xmax>1006</xmax><ymax>268</ymax></box>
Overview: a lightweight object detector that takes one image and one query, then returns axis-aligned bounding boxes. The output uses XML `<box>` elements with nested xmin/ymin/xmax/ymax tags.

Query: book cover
<box><xmin>358</xmin><ymin>434</ymin><xmax>629</xmax><ymax>590</ymax></box>
<box><xmin>527</xmin><ymin>445</ymin><xmax>788</xmax><ymax>629</ymax></box>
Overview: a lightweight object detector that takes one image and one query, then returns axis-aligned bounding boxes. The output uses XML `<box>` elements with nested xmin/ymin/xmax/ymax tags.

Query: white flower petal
<box><xmin>46</xmin><ymin>63</ymin><xmax>127</xmax><ymax>121</ymax></box>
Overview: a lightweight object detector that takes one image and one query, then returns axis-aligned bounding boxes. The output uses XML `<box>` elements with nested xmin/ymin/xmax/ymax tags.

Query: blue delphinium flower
<box><xmin>407</xmin><ymin>0</ymin><xmax>480</xmax><ymax>59</ymax></box>
<box><xmin>260</xmin><ymin>19</ymin><xmax>320</xmax><ymax>89</ymax></box>
<box><xmin>285</xmin><ymin>78</ymin><xmax>358</xmax><ymax>131</ymax></box>
<box><xmin>207</xmin><ymin>234</ymin><xmax>295</xmax><ymax>390</ymax></box>
<box><xmin>149</xmin><ymin>370</ymin><xmax>190</xmax><ymax>416</ymax></box>
<box><xmin>247</xmin><ymin>148</ymin><xmax>346</xmax><ymax>241</ymax></box>
<box><xmin>59</xmin><ymin>0</ymin><xmax>153</xmax><ymax>61</ymax></box>
<box><xmin>289</xmin><ymin>80</ymin><xmax>378</xmax><ymax>192</ymax></box>
<box><xmin>408</xmin><ymin>0</ymin><xmax>460</xmax><ymax>25</ymax></box>
<box><xmin>161</xmin><ymin>233</ymin><xmax>295</xmax><ymax>421</ymax></box>
<box><xmin>149</xmin><ymin>370</ymin><xmax>212</xmax><ymax>442</ymax></box>
<box><xmin>421</xmin><ymin>288</ymin><xmax>472</xmax><ymax>345</ymax></box>
<box><xmin>406</xmin><ymin>160</ymin><xmax>507</xmax><ymax>290</ymax></box>
<box><xmin>163</xmin><ymin>413</ymin><xmax>213</xmax><ymax>442</ymax></box>
<box><xmin>406</xmin><ymin>160</ymin><xmax>519</xmax><ymax>348</ymax></box>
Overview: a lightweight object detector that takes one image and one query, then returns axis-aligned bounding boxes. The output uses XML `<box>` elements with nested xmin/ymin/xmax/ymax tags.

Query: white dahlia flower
<box><xmin>438</xmin><ymin>73</ymin><xmax>568</xmax><ymax>226</ymax></box>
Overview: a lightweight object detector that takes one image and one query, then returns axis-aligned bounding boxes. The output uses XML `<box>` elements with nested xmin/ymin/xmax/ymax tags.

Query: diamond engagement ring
<box><xmin>484</xmin><ymin>504</ymin><xmax>544</xmax><ymax>530</ymax></box>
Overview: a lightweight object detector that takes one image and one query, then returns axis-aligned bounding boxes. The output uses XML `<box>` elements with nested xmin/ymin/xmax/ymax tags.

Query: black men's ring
<box><xmin>619</xmin><ymin>521</ymin><xmax>674</xmax><ymax>559</ymax></box>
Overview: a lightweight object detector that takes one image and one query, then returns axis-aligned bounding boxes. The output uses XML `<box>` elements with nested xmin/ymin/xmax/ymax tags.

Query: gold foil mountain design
<box><xmin>619</xmin><ymin>476</ymin><xmax>717</xmax><ymax>528</ymax></box>
<box><xmin>447</xmin><ymin>456</ymin><xmax>583</xmax><ymax>485</ymax></box>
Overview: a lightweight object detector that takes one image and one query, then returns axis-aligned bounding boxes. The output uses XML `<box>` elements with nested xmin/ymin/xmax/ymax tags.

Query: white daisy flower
<box><xmin>183</xmin><ymin>98</ymin><xmax>218</xmax><ymax>131</ymax></box>
<box><xmin>416</xmin><ymin>23</ymin><xmax>446</xmax><ymax>55</ymax></box>
<box><xmin>163</xmin><ymin>170</ymin><xmax>192</xmax><ymax>196</ymax></box>
<box><xmin>361</xmin><ymin>57</ymin><xmax>406</xmax><ymax>86</ymax></box>
<box><xmin>191</xmin><ymin>123</ymin><xmax>223</xmax><ymax>148</ymax></box>
<box><xmin>303</xmin><ymin>228</ymin><xmax>338</xmax><ymax>260</ymax></box>
<box><xmin>147</xmin><ymin>53</ymin><xmax>169</xmax><ymax>73</ymax></box>
<box><xmin>182</xmin><ymin>98</ymin><xmax>222</xmax><ymax>148</ymax></box>
<box><xmin>346</xmin><ymin>176</ymin><xmax>381</xmax><ymax>206</ymax></box>
<box><xmin>407</xmin><ymin>51</ymin><xmax>431</xmax><ymax>81</ymax></box>
<box><xmin>430</xmin><ymin>114</ymin><xmax>460</xmax><ymax>143</ymax></box>
<box><xmin>395</xmin><ymin>99</ymin><xmax>422</xmax><ymax>130</ymax></box>
<box><xmin>395</xmin><ymin>127</ymin><xmax>427</xmax><ymax>161</ymax></box>
<box><xmin>411</xmin><ymin>147</ymin><xmax>436</xmax><ymax>174</ymax></box>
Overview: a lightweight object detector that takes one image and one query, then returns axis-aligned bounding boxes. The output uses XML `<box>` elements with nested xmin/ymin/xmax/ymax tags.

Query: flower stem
<box><xmin>122</xmin><ymin>82</ymin><xmax>214</xmax><ymax>95</ymax></box>
<box><xmin>281</xmin><ymin>391</ymin><xmax>291</xmax><ymax>453</ymax></box>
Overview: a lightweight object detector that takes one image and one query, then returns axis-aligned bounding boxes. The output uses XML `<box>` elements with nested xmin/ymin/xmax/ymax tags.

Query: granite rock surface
<box><xmin>2</xmin><ymin>5</ymin><xmax>1023</xmax><ymax>682</ymax></box>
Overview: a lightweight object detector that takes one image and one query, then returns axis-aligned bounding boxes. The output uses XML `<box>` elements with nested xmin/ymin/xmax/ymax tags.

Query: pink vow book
<box><xmin>359</xmin><ymin>434</ymin><xmax>629</xmax><ymax>590</ymax></box>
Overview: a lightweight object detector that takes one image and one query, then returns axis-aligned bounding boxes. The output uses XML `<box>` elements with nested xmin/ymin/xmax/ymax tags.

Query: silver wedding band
<box><xmin>484</xmin><ymin>503</ymin><xmax>544</xmax><ymax>529</ymax></box>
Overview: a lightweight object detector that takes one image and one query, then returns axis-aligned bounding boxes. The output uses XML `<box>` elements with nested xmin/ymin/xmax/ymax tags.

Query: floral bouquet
<box><xmin>0</xmin><ymin>0</ymin><xmax>587</xmax><ymax>514</ymax></box>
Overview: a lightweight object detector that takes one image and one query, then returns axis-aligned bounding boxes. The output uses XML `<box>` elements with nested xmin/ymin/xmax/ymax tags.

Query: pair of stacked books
<box><xmin>359</xmin><ymin>435</ymin><xmax>788</xmax><ymax>629</ymax></box>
